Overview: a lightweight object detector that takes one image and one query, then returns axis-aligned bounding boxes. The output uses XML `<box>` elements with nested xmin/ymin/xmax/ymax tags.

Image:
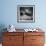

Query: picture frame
<box><xmin>17</xmin><ymin>5</ymin><xmax>35</xmax><ymax>23</ymax></box>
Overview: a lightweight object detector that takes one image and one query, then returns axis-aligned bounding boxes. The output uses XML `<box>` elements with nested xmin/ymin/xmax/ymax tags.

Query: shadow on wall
<box><xmin>0</xmin><ymin>24</ymin><xmax>7</xmax><ymax>43</ymax></box>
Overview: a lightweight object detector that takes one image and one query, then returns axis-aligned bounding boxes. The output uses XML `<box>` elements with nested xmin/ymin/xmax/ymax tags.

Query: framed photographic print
<box><xmin>17</xmin><ymin>5</ymin><xmax>35</xmax><ymax>23</ymax></box>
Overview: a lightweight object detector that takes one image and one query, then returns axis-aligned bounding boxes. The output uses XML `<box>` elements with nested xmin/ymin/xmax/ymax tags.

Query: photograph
<box><xmin>17</xmin><ymin>5</ymin><xmax>35</xmax><ymax>23</ymax></box>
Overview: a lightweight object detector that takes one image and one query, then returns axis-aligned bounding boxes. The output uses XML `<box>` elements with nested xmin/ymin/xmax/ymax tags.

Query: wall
<box><xmin>0</xmin><ymin>0</ymin><xmax>46</xmax><ymax>44</ymax></box>
<box><xmin>0</xmin><ymin>0</ymin><xmax>46</xmax><ymax>29</ymax></box>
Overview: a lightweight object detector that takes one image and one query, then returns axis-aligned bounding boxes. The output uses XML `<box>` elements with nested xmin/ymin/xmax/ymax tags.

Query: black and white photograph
<box><xmin>17</xmin><ymin>5</ymin><xmax>35</xmax><ymax>23</ymax></box>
